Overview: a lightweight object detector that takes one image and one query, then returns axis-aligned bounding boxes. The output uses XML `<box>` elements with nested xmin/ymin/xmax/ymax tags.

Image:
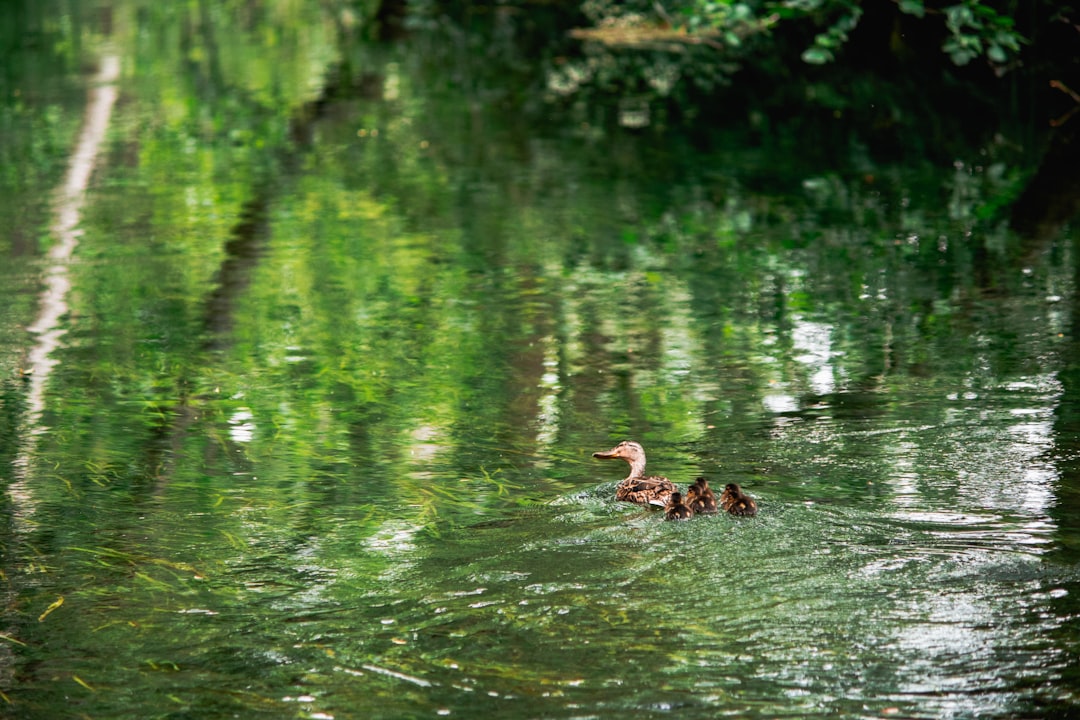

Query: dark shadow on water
<box><xmin>201</xmin><ymin>192</ymin><xmax>271</xmax><ymax>351</ymax></box>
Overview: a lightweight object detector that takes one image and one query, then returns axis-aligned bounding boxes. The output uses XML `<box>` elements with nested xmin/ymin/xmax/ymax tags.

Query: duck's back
<box><xmin>665</xmin><ymin>503</ymin><xmax>693</xmax><ymax>520</ymax></box>
<box><xmin>686</xmin><ymin>482</ymin><xmax>717</xmax><ymax>514</ymax></box>
<box><xmin>720</xmin><ymin>483</ymin><xmax>757</xmax><ymax>517</ymax></box>
<box><xmin>616</xmin><ymin>475</ymin><xmax>676</xmax><ymax>506</ymax></box>
<box><xmin>688</xmin><ymin>493</ymin><xmax>718</xmax><ymax>514</ymax></box>
<box><xmin>727</xmin><ymin>496</ymin><xmax>757</xmax><ymax>516</ymax></box>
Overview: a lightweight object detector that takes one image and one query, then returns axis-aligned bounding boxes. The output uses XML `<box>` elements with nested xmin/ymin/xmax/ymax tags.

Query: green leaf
<box><xmin>802</xmin><ymin>46</ymin><xmax>832</xmax><ymax>64</ymax></box>
<box><xmin>949</xmin><ymin>48</ymin><xmax>976</xmax><ymax>65</ymax></box>
<box><xmin>995</xmin><ymin>29</ymin><xmax>1022</xmax><ymax>50</ymax></box>
<box><xmin>898</xmin><ymin>0</ymin><xmax>925</xmax><ymax>18</ymax></box>
<box><xmin>945</xmin><ymin>4</ymin><xmax>975</xmax><ymax>29</ymax></box>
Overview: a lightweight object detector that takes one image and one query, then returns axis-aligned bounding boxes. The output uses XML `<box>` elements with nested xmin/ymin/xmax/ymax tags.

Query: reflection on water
<box><xmin>9</xmin><ymin>55</ymin><xmax>120</xmax><ymax>521</ymax></box>
<box><xmin>1</xmin><ymin>2</ymin><xmax>1078</xmax><ymax>719</ymax></box>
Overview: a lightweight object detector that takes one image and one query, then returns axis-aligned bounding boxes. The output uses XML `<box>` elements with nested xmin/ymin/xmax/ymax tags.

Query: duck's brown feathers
<box><xmin>593</xmin><ymin>440</ymin><xmax>675</xmax><ymax>507</ymax></box>
<box><xmin>615</xmin><ymin>475</ymin><xmax>678</xmax><ymax>506</ymax></box>
<box><xmin>719</xmin><ymin>482</ymin><xmax>758</xmax><ymax>517</ymax></box>
<box><xmin>685</xmin><ymin>477</ymin><xmax>718</xmax><ymax>514</ymax></box>
<box><xmin>593</xmin><ymin>441</ymin><xmax>756</xmax><ymax>517</ymax></box>
<box><xmin>664</xmin><ymin>491</ymin><xmax>693</xmax><ymax>521</ymax></box>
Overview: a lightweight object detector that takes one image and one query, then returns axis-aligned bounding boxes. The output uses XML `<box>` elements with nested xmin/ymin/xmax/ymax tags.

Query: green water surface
<box><xmin>1</xmin><ymin>2</ymin><xmax>1078</xmax><ymax>718</ymax></box>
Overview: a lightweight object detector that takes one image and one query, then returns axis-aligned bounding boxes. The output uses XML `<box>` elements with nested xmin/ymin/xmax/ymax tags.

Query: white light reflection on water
<box><xmin>733</xmin><ymin>360</ymin><xmax>1074</xmax><ymax>716</ymax></box>
<box><xmin>535</xmin><ymin>334</ymin><xmax>561</xmax><ymax>451</ymax></box>
<box><xmin>228</xmin><ymin>407</ymin><xmax>257</xmax><ymax>443</ymax></box>
<box><xmin>882</xmin><ymin>571</ymin><xmax>1069</xmax><ymax>717</ymax></box>
<box><xmin>9</xmin><ymin>56</ymin><xmax>120</xmax><ymax>519</ymax></box>
<box><xmin>759</xmin><ymin>317</ymin><xmax>839</xmax><ymax>416</ymax></box>
<box><xmin>410</xmin><ymin>424</ymin><xmax>445</xmax><ymax>463</ymax></box>
<box><xmin>831</xmin><ymin>375</ymin><xmax>1070</xmax><ymax>715</ymax></box>
<box><xmin>657</xmin><ymin>283</ymin><xmax>697</xmax><ymax>380</ymax></box>
<box><xmin>762</xmin><ymin>393</ymin><xmax>799</xmax><ymax>414</ymax></box>
<box><xmin>365</xmin><ymin>519</ymin><xmax>421</xmax><ymax>557</ymax></box>
<box><xmin>792</xmin><ymin>319</ymin><xmax>837</xmax><ymax>396</ymax></box>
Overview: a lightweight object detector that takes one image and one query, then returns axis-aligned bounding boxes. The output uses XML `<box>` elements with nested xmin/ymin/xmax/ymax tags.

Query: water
<box><xmin>1</xmin><ymin>2</ymin><xmax>1079</xmax><ymax>718</ymax></box>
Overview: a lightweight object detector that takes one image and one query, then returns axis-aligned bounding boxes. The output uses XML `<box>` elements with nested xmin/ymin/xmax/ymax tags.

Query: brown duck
<box><xmin>664</xmin><ymin>491</ymin><xmax>693</xmax><ymax>521</ymax></box>
<box><xmin>685</xmin><ymin>477</ymin><xmax>718</xmax><ymax>515</ymax></box>
<box><xmin>719</xmin><ymin>482</ymin><xmax>758</xmax><ymax>517</ymax></box>
<box><xmin>592</xmin><ymin>440</ymin><xmax>676</xmax><ymax>507</ymax></box>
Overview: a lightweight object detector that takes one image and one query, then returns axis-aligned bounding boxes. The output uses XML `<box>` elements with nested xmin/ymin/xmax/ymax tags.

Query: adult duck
<box><xmin>685</xmin><ymin>477</ymin><xmax>718</xmax><ymax>515</ymax></box>
<box><xmin>719</xmin><ymin>482</ymin><xmax>758</xmax><ymax>517</ymax></box>
<box><xmin>592</xmin><ymin>440</ymin><xmax>676</xmax><ymax>507</ymax></box>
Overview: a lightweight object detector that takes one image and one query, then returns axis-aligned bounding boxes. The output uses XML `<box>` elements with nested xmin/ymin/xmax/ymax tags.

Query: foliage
<box><xmin>587</xmin><ymin>0</ymin><xmax>1028</xmax><ymax>68</ymax></box>
<box><xmin>535</xmin><ymin>0</ymin><xmax>1037</xmax><ymax>133</ymax></box>
<box><xmin>938</xmin><ymin>1</ymin><xmax>1024</xmax><ymax>66</ymax></box>
<box><xmin>791</xmin><ymin>0</ymin><xmax>864</xmax><ymax>65</ymax></box>
<box><xmin>787</xmin><ymin>0</ymin><xmax>1025</xmax><ymax>67</ymax></box>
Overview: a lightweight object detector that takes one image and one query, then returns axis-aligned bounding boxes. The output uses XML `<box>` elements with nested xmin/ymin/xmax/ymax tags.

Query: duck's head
<box><xmin>724</xmin><ymin>482</ymin><xmax>743</xmax><ymax>495</ymax></box>
<box><xmin>592</xmin><ymin>440</ymin><xmax>646</xmax><ymax>463</ymax></box>
<box><xmin>668</xmin><ymin>491</ymin><xmax>684</xmax><ymax>506</ymax></box>
<box><xmin>593</xmin><ymin>440</ymin><xmax>652</xmax><ymax>478</ymax></box>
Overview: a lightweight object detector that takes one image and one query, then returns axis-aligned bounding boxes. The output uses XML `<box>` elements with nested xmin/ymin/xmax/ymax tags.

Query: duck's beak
<box><xmin>593</xmin><ymin>448</ymin><xmax>619</xmax><ymax>459</ymax></box>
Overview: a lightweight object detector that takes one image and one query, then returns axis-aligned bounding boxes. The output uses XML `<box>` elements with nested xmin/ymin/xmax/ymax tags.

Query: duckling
<box><xmin>664</xmin><ymin>491</ymin><xmax>693</xmax><ymax>521</ymax></box>
<box><xmin>592</xmin><ymin>440</ymin><xmax>676</xmax><ymax>507</ymax></box>
<box><xmin>719</xmin><ymin>482</ymin><xmax>758</xmax><ymax>517</ymax></box>
<box><xmin>685</xmin><ymin>477</ymin><xmax>718</xmax><ymax>514</ymax></box>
